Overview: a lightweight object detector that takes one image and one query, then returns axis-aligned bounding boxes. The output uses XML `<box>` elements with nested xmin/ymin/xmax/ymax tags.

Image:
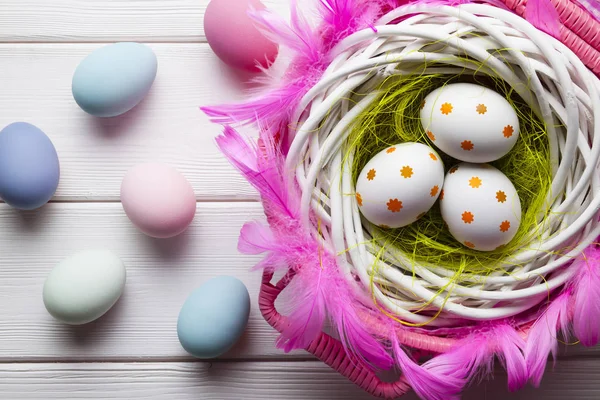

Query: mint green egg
<box><xmin>72</xmin><ymin>42</ymin><xmax>157</xmax><ymax>117</ymax></box>
<box><xmin>43</xmin><ymin>250</ymin><xmax>126</xmax><ymax>325</ymax></box>
<box><xmin>177</xmin><ymin>276</ymin><xmax>250</xmax><ymax>358</ymax></box>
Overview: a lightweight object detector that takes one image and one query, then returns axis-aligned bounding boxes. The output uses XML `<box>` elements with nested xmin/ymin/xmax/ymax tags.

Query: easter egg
<box><xmin>440</xmin><ymin>163</ymin><xmax>521</xmax><ymax>251</ymax></box>
<box><xmin>120</xmin><ymin>163</ymin><xmax>196</xmax><ymax>238</ymax></box>
<box><xmin>177</xmin><ymin>276</ymin><xmax>251</xmax><ymax>358</ymax></box>
<box><xmin>72</xmin><ymin>42</ymin><xmax>158</xmax><ymax>117</ymax></box>
<box><xmin>43</xmin><ymin>250</ymin><xmax>126</xmax><ymax>325</ymax></box>
<box><xmin>420</xmin><ymin>83</ymin><xmax>520</xmax><ymax>163</ymax></box>
<box><xmin>0</xmin><ymin>122</ymin><xmax>60</xmax><ymax>210</ymax></box>
<box><xmin>355</xmin><ymin>142</ymin><xmax>445</xmax><ymax>228</ymax></box>
<box><xmin>204</xmin><ymin>0</ymin><xmax>278</xmax><ymax>71</ymax></box>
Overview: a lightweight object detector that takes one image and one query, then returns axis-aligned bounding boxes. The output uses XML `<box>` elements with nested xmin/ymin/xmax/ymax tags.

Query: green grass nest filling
<box><xmin>348</xmin><ymin>73</ymin><xmax>552</xmax><ymax>277</ymax></box>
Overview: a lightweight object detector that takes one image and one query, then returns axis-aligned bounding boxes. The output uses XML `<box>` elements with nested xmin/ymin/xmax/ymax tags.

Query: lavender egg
<box><xmin>0</xmin><ymin>122</ymin><xmax>60</xmax><ymax>210</ymax></box>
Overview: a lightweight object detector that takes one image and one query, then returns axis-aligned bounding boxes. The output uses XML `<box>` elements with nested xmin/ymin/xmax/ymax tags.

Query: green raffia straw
<box><xmin>348</xmin><ymin>73</ymin><xmax>552</xmax><ymax>279</ymax></box>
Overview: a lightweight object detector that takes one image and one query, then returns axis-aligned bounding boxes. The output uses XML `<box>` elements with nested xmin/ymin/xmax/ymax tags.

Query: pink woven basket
<box><xmin>205</xmin><ymin>0</ymin><xmax>600</xmax><ymax>398</ymax></box>
<box><xmin>504</xmin><ymin>0</ymin><xmax>600</xmax><ymax>75</ymax></box>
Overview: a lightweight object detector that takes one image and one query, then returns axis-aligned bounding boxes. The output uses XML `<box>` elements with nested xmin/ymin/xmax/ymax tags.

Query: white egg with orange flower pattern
<box><xmin>420</xmin><ymin>83</ymin><xmax>519</xmax><ymax>163</ymax></box>
<box><xmin>355</xmin><ymin>142</ymin><xmax>444</xmax><ymax>229</ymax></box>
<box><xmin>440</xmin><ymin>163</ymin><xmax>521</xmax><ymax>251</ymax></box>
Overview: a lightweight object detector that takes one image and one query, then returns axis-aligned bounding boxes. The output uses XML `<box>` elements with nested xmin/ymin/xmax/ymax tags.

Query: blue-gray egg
<box><xmin>0</xmin><ymin>122</ymin><xmax>60</xmax><ymax>210</ymax></box>
<box><xmin>72</xmin><ymin>42</ymin><xmax>157</xmax><ymax>117</ymax></box>
<box><xmin>177</xmin><ymin>276</ymin><xmax>250</xmax><ymax>358</ymax></box>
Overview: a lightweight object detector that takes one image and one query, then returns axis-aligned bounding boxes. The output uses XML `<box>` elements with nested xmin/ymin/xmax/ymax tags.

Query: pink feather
<box><xmin>571</xmin><ymin>245</ymin><xmax>600</xmax><ymax>347</ymax></box>
<box><xmin>524</xmin><ymin>291</ymin><xmax>571</xmax><ymax>388</ymax></box>
<box><xmin>493</xmin><ymin>324</ymin><xmax>527</xmax><ymax>391</ymax></box>
<box><xmin>276</xmin><ymin>261</ymin><xmax>326</xmax><ymax>352</ymax></box>
<box><xmin>249</xmin><ymin>0</ymin><xmax>321</xmax><ymax>63</ymax></box>
<box><xmin>318</xmin><ymin>0</ymin><xmax>398</xmax><ymax>43</ymax></box>
<box><xmin>331</xmin><ymin>301</ymin><xmax>394</xmax><ymax>370</ymax></box>
<box><xmin>237</xmin><ymin>220</ymin><xmax>327</xmax><ymax>350</ymax></box>
<box><xmin>391</xmin><ymin>334</ymin><xmax>464</xmax><ymax>399</ymax></box>
<box><xmin>238</xmin><ymin>221</ymin><xmax>275</xmax><ymax>255</ymax></box>
<box><xmin>423</xmin><ymin>333</ymin><xmax>493</xmax><ymax>385</ymax></box>
<box><xmin>573</xmin><ymin>0</ymin><xmax>600</xmax><ymax>22</ymax></box>
<box><xmin>318</xmin><ymin>0</ymin><xmax>363</xmax><ymax>37</ymax></box>
<box><xmin>215</xmin><ymin>126</ymin><xmax>297</xmax><ymax>219</ymax></box>
<box><xmin>203</xmin><ymin>83</ymin><xmax>307</xmax><ymax>151</ymax></box>
<box><xmin>525</xmin><ymin>0</ymin><xmax>561</xmax><ymax>38</ymax></box>
<box><xmin>238</xmin><ymin>222</ymin><xmax>292</xmax><ymax>272</ymax></box>
<box><xmin>423</xmin><ymin>324</ymin><xmax>526</xmax><ymax>392</ymax></box>
<box><xmin>239</xmin><ymin>218</ymin><xmax>392</xmax><ymax>367</ymax></box>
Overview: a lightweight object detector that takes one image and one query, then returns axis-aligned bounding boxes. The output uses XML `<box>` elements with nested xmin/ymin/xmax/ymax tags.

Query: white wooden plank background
<box><xmin>1</xmin><ymin>360</ymin><xmax>599</xmax><ymax>400</ymax></box>
<box><xmin>0</xmin><ymin>44</ymin><xmax>257</xmax><ymax>201</ymax></box>
<box><xmin>0</xmin><ymin>0</ymin><xmax>287</xmax><ymax>42</ymax></box>
<box><xmin>0</xmin><ymin>0</ymin><xmax>598</xmax><ymax>399</ymax></box>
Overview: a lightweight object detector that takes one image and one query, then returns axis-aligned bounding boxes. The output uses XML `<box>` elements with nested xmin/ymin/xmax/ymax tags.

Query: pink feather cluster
<box><xmin>217</xmin><ymin>126</ymin><xmax>393</xmax><ymax>370</ymax></box>
<box><xmin>525</xmin><ymin>246</ymin><xmax>600</xmax><ymax>387</ymax></box>
<box><xmin>204</xmin><ymin>0</ymin><xmax>600</xmax><ymax>398</ymax></box>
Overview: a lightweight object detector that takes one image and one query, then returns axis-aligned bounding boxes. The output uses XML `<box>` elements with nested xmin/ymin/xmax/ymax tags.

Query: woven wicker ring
<box><xmin>287</xmin><ymin>3</ymin><xmax>600</xmax><ymax>325</ymax></box>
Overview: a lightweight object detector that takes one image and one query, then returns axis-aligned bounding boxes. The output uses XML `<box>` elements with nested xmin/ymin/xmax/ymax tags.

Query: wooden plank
<box><xmin>0</xmin><ymin>202</ymin><xmax>297</xmax><ymax>361</ymax></box>
<box><xmin>0</xmin><ymin>43</ymin><xmax>259</xmax><ymax>202</ymax></box>
<box><xmin>0</xmin><ymin>0</ymin><xmax>288</xmax><ymax>43</ymax></box>
<box><xmin>0</xmin><ymin>361</ymin><xmax>378</xmax><ymax>400</ymax></box>
<box><xmin>2</xmin><ymin>359</ymin><xmax>600</xmax><ymax>399</ymax></box>
<box><xmin>1</xmin><ymin>202</ymin><xmax>600</xmax><ymax>362</ymax></box>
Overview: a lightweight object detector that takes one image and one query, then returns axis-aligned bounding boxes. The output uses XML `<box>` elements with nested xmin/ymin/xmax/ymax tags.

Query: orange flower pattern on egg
<box><xmin>496</xmin><ymin>190</ymin><xmax>507</xmax><ymax>203</ymax></box>
<box><xmin>356</xmin><ymin>193</ymin><xmax>363</xmax><ymax>207</ymax></box>
<box><xmin>400</xmin><ymin>166</ymin><xmax>413</xmax><ymax>178</ymax></box>
<box><xmin>462</xmin><ymin>211</ymin><xmax>474</xmax><ymax>224</ymax></box>
<box><xmin>387</xmin><ymin>199</ymin><xmax>403</xmax><ymax>213</ymax></box>
<box><xmin>469</xmin><ymin>176</ymin><xmax>482</xmax><ymax>188</ymax></box>
<box><xmin>499</xmin><ymin>220</ymin><xmax>511</xmax><ymax>232</ymax></box>
<box><xmin>366</xmin><ymin>169</ymin><xmax>376</xmax><ymax>181</ymax></box>
<box><xmin>440</xmin><ymin>102</ymin><xmax>453</xmax><ymax>115</ymax></box>
<box><xmin>461</xmin><ymin>140</ymin><xmax>474</xmax><ymax>151</ymax></box>
<box><xmin>503</xmin><ymin>125</ymin><xmax>514</xmax><ymax>138</ymax></box>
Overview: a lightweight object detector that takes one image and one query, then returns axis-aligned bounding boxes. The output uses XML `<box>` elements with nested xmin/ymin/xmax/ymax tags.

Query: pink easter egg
<box><xmin>121</xmin><ymin>163</ymin><xmax>196</xmax><ymax>238</ymax></box>
<box><xmin>204</xmin><ymin>0</ymin><xmax>279</xmax><ymax>71</ymax></box>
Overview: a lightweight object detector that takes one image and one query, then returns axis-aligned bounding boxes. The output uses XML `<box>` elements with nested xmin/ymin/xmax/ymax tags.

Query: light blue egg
<box><xmin>72</xmin><ymin>42</ymin><xmax>157</xmax><ymax>117</ymax></box>
<box><xmin>0</xmin><ymin>122</ymin><xmax>60</xmax><ymax>210</ymax></box>
<box><xmin>177</xmin><ymin>276</ymin><xmax>250</xmax><ymax>359</ymax></box>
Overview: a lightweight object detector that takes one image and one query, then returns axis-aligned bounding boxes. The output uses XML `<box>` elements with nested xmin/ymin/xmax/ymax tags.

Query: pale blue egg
<box><xmin>0</xmin><ymin>122</ymin><xmax>60</xmax><ymax>210</ymax></box>
<box><xmin>72</xmin><ymin>42</ymin><xmax>157</xmax><ymax>117</ymax></box>
<box><xmin>177</xmin><ymin>276</ymin><xmax>250</xmax><ymax>359</ymax></box>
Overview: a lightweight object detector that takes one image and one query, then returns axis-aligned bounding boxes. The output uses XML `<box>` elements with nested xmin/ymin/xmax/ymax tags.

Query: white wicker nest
<box><xmin>285</xmin><ymin>4</ymin><xmax>600</xmax><ymax>326</ymax></box>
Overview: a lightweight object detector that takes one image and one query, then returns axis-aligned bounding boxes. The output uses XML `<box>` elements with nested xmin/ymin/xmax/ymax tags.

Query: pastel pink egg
<box><xmin>204</xmin><ymin>0</ymin><xmax>279</xmax><ymax>71</ymax></box>
<box><xmin>121</xmin><ymin>163</ymin><xmax>196</xmax><ymax>238</ymax></box>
